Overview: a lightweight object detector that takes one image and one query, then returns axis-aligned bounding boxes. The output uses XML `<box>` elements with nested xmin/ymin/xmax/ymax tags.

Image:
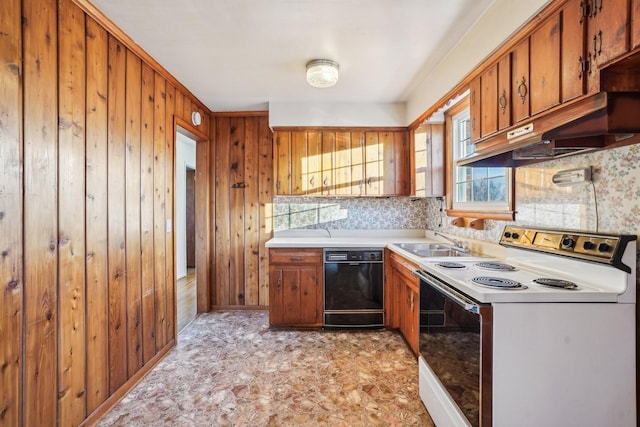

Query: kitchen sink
<box><xmin>393</xmin><ymin>242</ymin><xmax>466</xmax><ymax>257</ymax></box>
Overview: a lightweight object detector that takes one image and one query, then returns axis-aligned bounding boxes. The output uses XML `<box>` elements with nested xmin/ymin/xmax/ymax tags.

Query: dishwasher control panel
<box><xmin>324</xmin><ymin>249</ymin><xmax>383</xmax><ymax>263</ymax></box>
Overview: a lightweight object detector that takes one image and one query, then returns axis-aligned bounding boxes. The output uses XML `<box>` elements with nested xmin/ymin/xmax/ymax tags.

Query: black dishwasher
<box><xmin>323</xmin><ymin>248</ymin><xmax>384</xmax><ymax>328</ymax></box>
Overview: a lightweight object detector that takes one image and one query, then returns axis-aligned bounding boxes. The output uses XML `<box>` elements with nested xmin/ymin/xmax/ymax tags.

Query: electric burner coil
<box><xmin>472</xmin><ymin>276</ymin><xmax>526</xmax><ymax>290</ymax></box>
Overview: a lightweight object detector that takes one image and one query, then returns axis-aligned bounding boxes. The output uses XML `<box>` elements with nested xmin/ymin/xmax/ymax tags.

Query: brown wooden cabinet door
<box><xmin>406</xmin><ymin>285</ymin><xmax>419</xmax><ymax>355</ymax></box>
<box><xmin>291</xmin><ymin>131</ymin><xmax>308</xmax><ymax>195</ymax></box>
<box><xmin>497</xmin><ymin>54</ymin><xmax>512</xmax><ymax>131</ymax></box>
<box><xmin>273</xmin><ymin>131</ymin><xmax>291</xmax><ymax>195</ymax></box>
<box><xmin>561</xmin><ymin>0</ymin><xmax>588</xmax><ymax>102</ymax></box>
<box><xmin>334</xmin><ymin>131</ymin><xmax>352</xmax><ymax>195</ymax></box>
<box><xmin>511</xmin><ymin>38</ymin><xmax>530</xmax><ymax>123</ymax></box>
<box><xmin>350</xmin><ymin>131</ymin><xmax>365</xmax><ymax>195</ymax></box>
<box><xmin>480</xmin><ymin>64</ymin><xmax>498</xmax><ymax>137</ymax></box>
<box><xmin>391</xmin><ymin>131</ymin><xmax>410</xmax><ymax>195</ymax></box>
<box><xmin>268</xmin><ymin>249</ymin><xmax>322</xmax><ymax>328</ymax></box>
<box><xmin>414</xmin><ymin>123</ymin><xmax>446</xmax><ymax>198</ymax></box>
<box><xmin>470</xmin><ymin>76</ymin><xmax>482</xmax><ymax>142</ymax></box>
<box><xmin>321</xmin><ymin>131</ymin><xmax>335</xmax><ymax>195</ymax></box>
<box><xmin>307</xmin><ymin>131</ymin><xmax>323</xmax><ymax>195</ymax></box>
<box><xmin>589</xmin><ymin>0</ymin><xmax>630</xmax><ymax>65</ymax></box>
<box><xmin>530</xmin><ymin>14</ymin><xmax>561</xmax><ymax>116</ymax></box>
<box><xmin>364</xmin><ymin>131</ymin><xmax>381</xmax><ymax>194</ymax></box>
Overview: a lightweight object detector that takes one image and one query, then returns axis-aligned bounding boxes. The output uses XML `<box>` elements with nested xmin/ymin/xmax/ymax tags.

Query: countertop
<box><xmin>265</xmin><ymin>229</ymin><xmax>506</xmax><ymax>259</ymax></box>
<box><xmin>265</xmin><ymin>229</ymin><xmax>434</xmax><ymax>249</ymax></box>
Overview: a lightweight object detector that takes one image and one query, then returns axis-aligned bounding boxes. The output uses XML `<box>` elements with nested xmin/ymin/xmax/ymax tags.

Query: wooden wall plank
<box><xmin>257</xmin><ymin>116</ymin><xmax>273</xmax><ymax>306</ymax></box>
<box><xmin>107</xmin><ymin>35</ymin><xmax>128</xmax><ymax>394</ymax></box>
<box><xmin>0</xmin><ymin>0</ymin><xmax>23</xmax><ymax>424</ymax></box>
<box><xmin>183</xmin><ymin>97</ymin><xmax>193</xmax><ymax>124</ymax></box>
<box><xmin>23</xmin><ymin>0</ymin><xmax>59</xmax><ymax>425</ymax></box>
<box><xmin>229</xmin><ymin>117</ymin><xmax>246</xmax><ymax>305</ymax></box>
<box><xmin>175</xmin><ymin>91</ymin><xmax>184</xmax><ymax>123</ymax></box>
<box><xmin>140</xmin><ymin>63</ymin><xmax>156</xmax><ymax>363</ymax></box>
<box><xmin>165</xmin><ymin>83</ymin><xmax>176</xmax><ymax>339</ymax></box>
<box><xmin>57</xmin><ymin>1</ymin><xmax>87</xmax><ymax>424</ymax></box>
<box><xmin>214</xmin><ymin>117</ymin><xmax>231</xmax><ymax>306</ymax></box>
<box><xmin>244</xmin><ymin>118</ymin><xmax>260</xmax><ymax>306</ymax></box>
<box><xmin>125</xmin><ymin>49</ymin><xmax>143</xmax><ymax>377</ymax></box>
<box><xmin>153</xmin><ymin>72</ymin><xmax>167</xmax><ymax>351</ymax></box>
<box><xmin>196</xmin><ymin>128</ymin><xmax>211</xmax><ymax>312</ymax></box>
<box><xmin>85</xmin><ymin>16</ymin><xmax>110</xmax><ymax>414</ymax></box>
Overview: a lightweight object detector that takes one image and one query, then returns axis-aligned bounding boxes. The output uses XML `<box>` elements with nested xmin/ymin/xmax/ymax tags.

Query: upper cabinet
<box><xmin>468</xmin><ymin>0</ymin><xmax>634</xmax><ymax>145</ymax></box>
<box><xmin>413</xmin><ymin>122</ymin><xmax>445</xmax><ymax>197</ymax></box>
<box><xmin>530</xmin><ymin>13</ymin><xmax>561</xmax><ymax>116</ymax></box>
<box><xmin>273</xmin><ymin>128</ymin><xmax>410</xmax><ymax>197</ymax></box>
<box><xmin>586</xmin><ymin>0</ymin><xmax>631</xmax><ymax>93</ymax></box>
<box><xmin>511</xmin><ymin>38</ymin><xmax>530</xmax><ymax>123</ymax></box>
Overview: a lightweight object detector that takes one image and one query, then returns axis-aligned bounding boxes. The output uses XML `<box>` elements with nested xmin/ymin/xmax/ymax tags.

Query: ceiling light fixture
<box><xmin>306</xmin><ymin>59</ymin><xmax>339</xmax><ymax>88</ymax></box>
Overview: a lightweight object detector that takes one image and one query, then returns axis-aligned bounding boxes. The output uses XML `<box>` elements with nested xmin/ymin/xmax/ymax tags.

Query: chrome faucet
<box><xmin>434</xmin><ymin>231</ymin><xmax>468</xmax><ymax>252</ymax></box>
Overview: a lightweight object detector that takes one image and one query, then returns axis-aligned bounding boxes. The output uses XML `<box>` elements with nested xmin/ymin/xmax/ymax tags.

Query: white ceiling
<box><xmin>91</xmin><ymin>0</ymin><xmax>495</xmax><ymax>113</ymax></box>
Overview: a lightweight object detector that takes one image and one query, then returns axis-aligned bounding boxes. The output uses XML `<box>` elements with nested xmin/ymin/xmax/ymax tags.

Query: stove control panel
<box><xmin>499</xmin><ymin>226</ymin><xmax>636</xmax><ymax>266</ymax></box>
<box><xmin>500</xmin><ymin>226</ymin><xmax>636</xmax><ymax>273</ymax></box>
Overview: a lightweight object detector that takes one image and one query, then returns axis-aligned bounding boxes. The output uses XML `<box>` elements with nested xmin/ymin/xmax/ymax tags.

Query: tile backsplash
<box><xmin>426</xmin><ymin>143</ymin><xmax>640</xmax><ymax>242</ymax></box>
<box><xmin>273</xmin><ymin>196</ymin><xmax>429</xmax><ymax>231</ymax></box>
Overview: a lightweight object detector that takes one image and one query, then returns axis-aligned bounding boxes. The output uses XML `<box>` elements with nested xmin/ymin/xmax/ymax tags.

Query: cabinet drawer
<box><xmin>269</xmin><ymin>248</ymin><xmax>322</xmax><ymax>264</ymax></box>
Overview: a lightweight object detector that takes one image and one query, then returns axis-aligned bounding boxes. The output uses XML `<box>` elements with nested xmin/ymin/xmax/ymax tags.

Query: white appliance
<box><xmin>404</xmin><ymin>226</ymin><xmax>637</xmax><ymax>427</ymax></box>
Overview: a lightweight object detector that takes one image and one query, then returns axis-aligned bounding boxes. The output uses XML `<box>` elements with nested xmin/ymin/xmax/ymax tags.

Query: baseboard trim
<box><xmin>80</xmin><ymin>340</ymin><xmax>175</xmax><ymax>426</ymax></box>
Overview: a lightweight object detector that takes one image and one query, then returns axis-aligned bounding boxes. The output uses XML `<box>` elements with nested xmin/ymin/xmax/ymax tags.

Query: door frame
<box><xmin>174</xmin><ymin>117</ymin><xmax>211</xmax><ymax>316</ymax></box>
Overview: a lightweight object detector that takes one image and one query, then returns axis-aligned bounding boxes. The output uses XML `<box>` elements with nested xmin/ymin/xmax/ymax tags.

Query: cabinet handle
<box><xmin>587</xmin><ymin>52</ymin><xmax>594</xmax><ymax>76</ymax></box>
<box><xmin>579</xmin><ymin>1</ymin><xmax>588</xmax><ymax>24</ymax></box>
<box><xmin>323</xmin><ymin>177</ymin><xmax>329</xmax><ymax>187</ymax></box>
<box><xmin>592</xmin><ymin>0</ymin><xmax>601</xmax><ymax>17</ymax></box>
<box><xmin>367</xmin><ymin>177</ymin><xmax>372</xmax><ymax>187</ymax></box>
<box><xmin>498</xmin><ymin>89</ymin><xmax>507</xmax><ymax>114</ymax></box>
<box><xmin>596</xmin><ymin>30</ymin><xmax>602</xmax><ymax>56</ymax></box>
<box><xmin>310</xmin><ymin>176</ymin><xmax>315</xmax><ymax>186</ymax></box>
<box><xmin>517</xmin><ymin>77</ymin><xmax>528</xmax><ymax>104</ymax></box>
<box><xmin>277</xmin><ymin>278</ymin><xmax>281</xmax><ymax>290</ymax></box>
<box><xmin>290</xmin><ymin>257</ymin><xmax>303</xmax><ymax>262</ymax></box>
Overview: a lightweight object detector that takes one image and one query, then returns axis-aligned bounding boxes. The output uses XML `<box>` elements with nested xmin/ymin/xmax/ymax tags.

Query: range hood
<box><xmin>457</xmin><ymin>91</ymin><xmax>640</xmax><ymax>167</ymax></box>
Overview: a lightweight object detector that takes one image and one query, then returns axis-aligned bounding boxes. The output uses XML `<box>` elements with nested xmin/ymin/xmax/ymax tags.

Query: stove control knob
<box><xmin>504</xmin><ymin>232</ymin><xmax>512</xmax><ymax>238</ymax></box>
<box><xmin>511</xmin><ymin>232</ymin><xmax>520</xmax><ymax>240</ymax></box>
<box><xmin>583</xmin><ymin>241</ymin><xmax>595</xmax><ymax>250</ymax></box>
<box><xmin>598</xmin><ymin>243</ymin><xmax>612</xmax><ymax>252</ymax></box>
<box><xmin>561</xmin><ymin>237</ymin><xmax>575</xmax><ymax>249</ymax></box>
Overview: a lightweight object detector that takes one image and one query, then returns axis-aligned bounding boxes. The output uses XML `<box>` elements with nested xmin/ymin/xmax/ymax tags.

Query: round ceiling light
<box><xmin>306</xmin><ymin>59</ymin><xmax>339</xmax><ymax>88</ymax></box>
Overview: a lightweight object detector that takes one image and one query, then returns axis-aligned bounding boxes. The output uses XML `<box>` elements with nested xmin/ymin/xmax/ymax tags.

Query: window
<box><xmin>445</xmin><ymin>97</ymin><xmax>514</xmax><ymax>220</ymax></box>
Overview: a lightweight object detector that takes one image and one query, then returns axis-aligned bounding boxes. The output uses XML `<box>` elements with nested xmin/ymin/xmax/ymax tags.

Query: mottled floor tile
<box><xmin>98</xmin><ymin>311</ymin><xmax>434</xmax><ymax>426</ymax></box>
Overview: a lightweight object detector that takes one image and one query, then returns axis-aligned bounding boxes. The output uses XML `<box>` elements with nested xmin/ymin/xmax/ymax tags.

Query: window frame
<box><xmin>445</xmin><ymin>97</ymin><xmax>515</xmax><ymax>221</ymax></box>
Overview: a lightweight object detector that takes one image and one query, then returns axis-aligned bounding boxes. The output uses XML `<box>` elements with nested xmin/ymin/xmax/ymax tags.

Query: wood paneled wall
<box><xmin>0</xmin><ymin>0</ymin><xmax>210</xmax><ymax>425</ymax></box>
<box><xmin>211</xmin><ymin>115</ymin><xmax>273</xmax><ymax>308</ymax></box>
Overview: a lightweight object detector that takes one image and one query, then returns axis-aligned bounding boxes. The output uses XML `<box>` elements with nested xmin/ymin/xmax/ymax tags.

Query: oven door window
<box><xmin>420</xmin><ymin>280</ymin><xmax>482</xmax><ymax>427</ymax></box>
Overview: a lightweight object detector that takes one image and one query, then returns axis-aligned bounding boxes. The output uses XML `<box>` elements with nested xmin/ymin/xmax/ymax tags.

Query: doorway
<box><xmin>176</xmin><ymin>133</ymin><xmax>197</xmax><ymax>333</ymax></box>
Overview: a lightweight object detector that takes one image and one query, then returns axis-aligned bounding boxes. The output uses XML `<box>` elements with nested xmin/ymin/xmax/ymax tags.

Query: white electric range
<box><xmin>412</xmin><ymin>226</ymin><xmax>637</xmax><ymax>427</ymax></box>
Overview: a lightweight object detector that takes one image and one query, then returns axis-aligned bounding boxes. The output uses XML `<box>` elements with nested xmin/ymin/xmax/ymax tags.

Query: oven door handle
<box><xmin>413</xmin><ymin>269</ymin><xmax>482</xmax><ymax>314</ymax></box>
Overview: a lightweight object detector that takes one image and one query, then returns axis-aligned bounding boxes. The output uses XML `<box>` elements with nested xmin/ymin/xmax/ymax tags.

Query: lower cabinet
<box><xmin>268</xmin><ymin>248</ymin><xmax>323</xmax><ymax>327</ymax></box>
<box><xmin>386</xmin><ymin>250</ymin><xmax>420</xmax><ymax>356</ymax></box>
